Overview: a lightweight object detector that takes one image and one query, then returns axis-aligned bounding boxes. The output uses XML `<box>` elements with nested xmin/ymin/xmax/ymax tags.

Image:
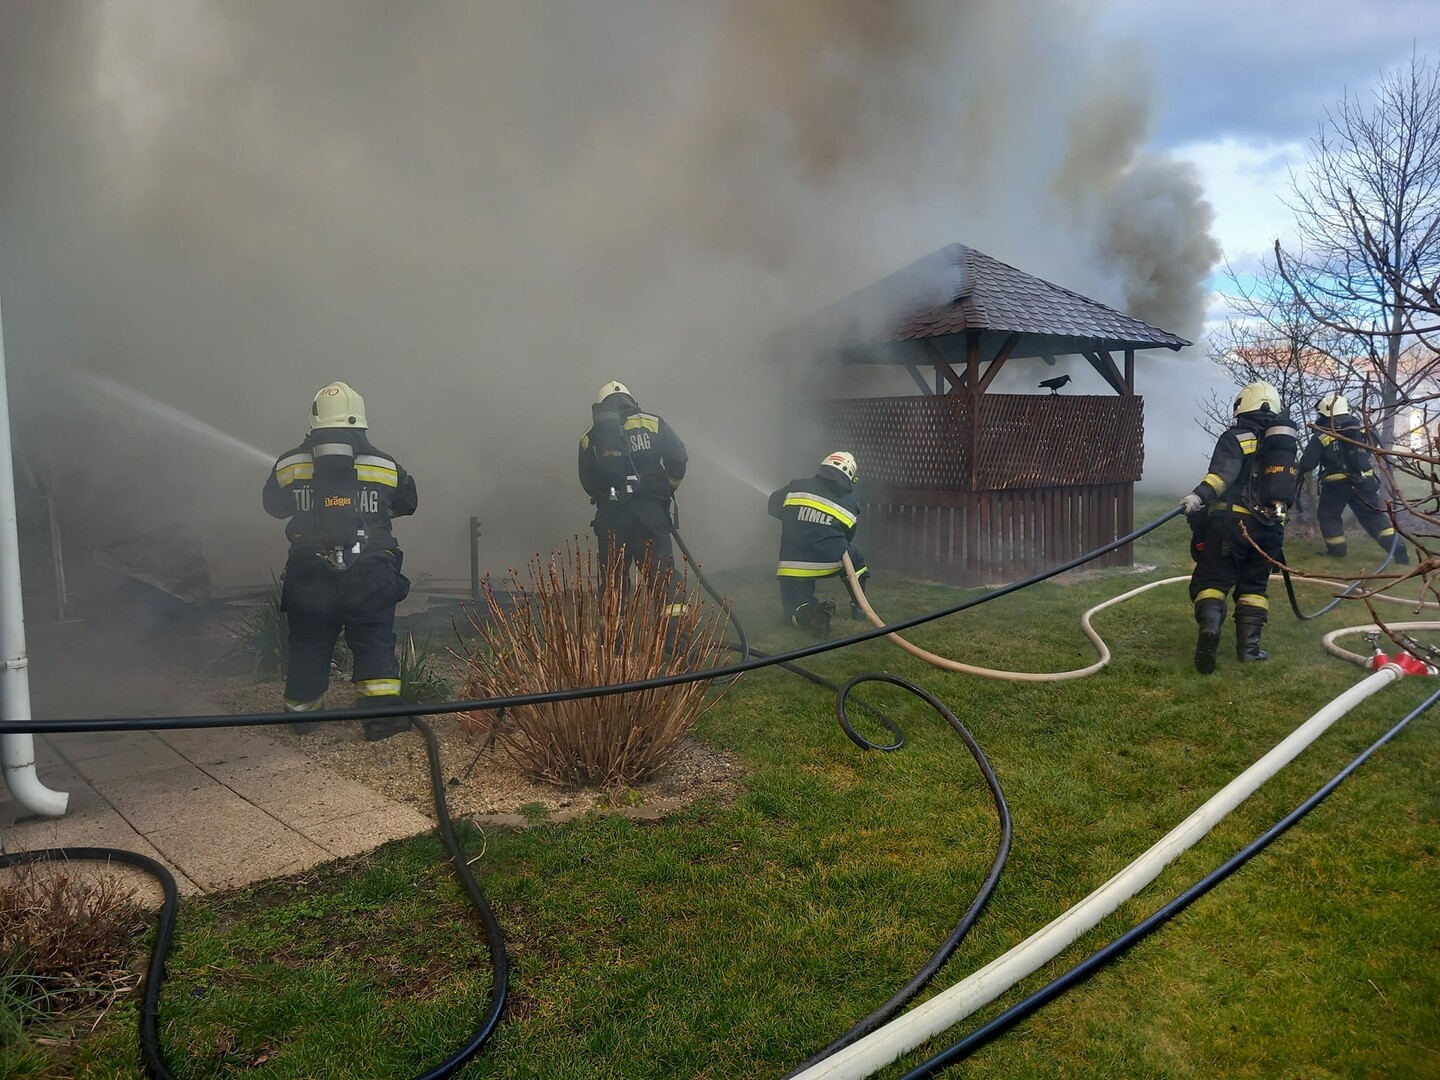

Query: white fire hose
<box><xmin>792</xmin><ymin>559</ymin><xmax>1440</xmax><ymax>1079</ymax></box>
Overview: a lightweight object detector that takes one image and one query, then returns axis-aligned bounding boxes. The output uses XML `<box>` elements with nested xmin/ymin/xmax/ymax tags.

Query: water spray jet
<box><xmin>71</xmin><ymin>370</ymin><xmax>276</xmax><ymax>467</ymax></box>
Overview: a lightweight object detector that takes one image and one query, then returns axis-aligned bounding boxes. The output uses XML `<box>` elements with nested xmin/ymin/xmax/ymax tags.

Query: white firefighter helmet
<box><xmin>595</xmin><ymin>380</ymin><xmax>633</xmax><ymax>406</ymax></box>
<box><xmin>1317</xmin><ymin>392</ymin><xmax>1350</xmax><ymax>417</ymax></box>
<box><xmin>310</xmin><ymin>381</ymin><xmax>368</xmax><ymax>430</ymax></box>
<box><xmin>820</xmin><ymin>450</ymin><xmax>858</xmax><ymax>484</ymax></box>
<box><xmin>1233</xmin><ymin>380</ymin><xmax>1280</xmax><ymax>417</ymax></box>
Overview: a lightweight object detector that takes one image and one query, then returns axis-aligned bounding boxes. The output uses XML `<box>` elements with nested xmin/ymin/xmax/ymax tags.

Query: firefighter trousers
<box><xmin>778</xmin><ymin>543</ymin><xmax>870</xmax><ymax>625</ymax></box>
<box><xmin>1317</xmin><ymin>479</ymin><xmax>1397</xmax><ymax>556</ymax></box>
<box><xmin>280</xmin><ymin>552</ymin><xmax>411</xmax><ymax>707</ymax></box>
<box><xmin>1188</xmin><ymin>513</ymin><xmax>1283</xmax><ymax>619</ymax></box>
<box><xmin>592</xmin><ymin>497</ymin><xmax>680</xmax><ymax>597</ymax></box>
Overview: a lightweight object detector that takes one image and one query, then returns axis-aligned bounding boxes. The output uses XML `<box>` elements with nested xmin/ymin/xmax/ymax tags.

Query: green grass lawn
<box><xmin>11</xmin><ymin>498</ymin><xmax>1440</xmax><ymax>1078</ymax></box>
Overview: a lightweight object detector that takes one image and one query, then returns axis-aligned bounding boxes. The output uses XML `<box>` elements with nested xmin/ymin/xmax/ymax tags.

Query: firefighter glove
<box><xmin>1180</xmin><ymin>492</ymin><xmax>1204</xmax><ymax>514</ymax></box>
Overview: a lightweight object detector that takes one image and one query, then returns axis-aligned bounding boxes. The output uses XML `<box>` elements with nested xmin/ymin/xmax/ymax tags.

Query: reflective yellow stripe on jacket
<box><xmin>355</xmin><ymin>454</ymin><xmax>398</xmax><ymax>487</ymax></box>
<box><xmin>275</xmin><ymin>452</ymin><xmax>314</xmax><ymax>487</ymax></box>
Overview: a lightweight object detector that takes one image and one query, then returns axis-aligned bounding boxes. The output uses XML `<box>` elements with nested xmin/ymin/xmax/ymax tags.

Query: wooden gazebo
<box><xmin>779</xmin><ymin>244</ymin><xmax>1190</xmax><ymax>585</ymax></box>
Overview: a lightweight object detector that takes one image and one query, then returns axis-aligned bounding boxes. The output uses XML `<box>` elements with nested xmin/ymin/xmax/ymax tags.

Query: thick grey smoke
<box><xmin>0</xmin><ymin>0</ymin><xmax>1219</xmax><ymax>594</ymax></box>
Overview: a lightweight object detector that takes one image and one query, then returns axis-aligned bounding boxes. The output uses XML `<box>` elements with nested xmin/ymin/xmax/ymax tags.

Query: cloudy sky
<box><xmin>1100</xmin><ymin>0</ymin><xmax>1440</xmax><ymax>275</ymax></box>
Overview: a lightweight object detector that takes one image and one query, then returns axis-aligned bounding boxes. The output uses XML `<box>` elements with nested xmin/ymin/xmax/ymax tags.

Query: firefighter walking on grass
<box><xmin>1180</xmin><ymin>381</ymin><xmax>1299</xmax><ymax>674</ymax></box>
<box><xmin>263</xmin><ymin>381</ymin><xmax>418</xmax><ymax>741</ymax></box>
<box><xmin>768</xmin><ymin>451</ymin><xmax>870</xmax><ymax>639</ymax></box>
<box><xmin>578</xmin><ymin>380</ymin><xmax>690</xmax><ymax>632</ymax></box>
<box><xmin>1297</xmin><ymin>392</ymin><xmax>1407</xmax><ymax>564</ymax></box>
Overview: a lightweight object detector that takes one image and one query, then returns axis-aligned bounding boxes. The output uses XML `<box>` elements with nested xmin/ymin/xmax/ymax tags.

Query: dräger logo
<box><xmin>324</xmin><ymin>496</ymin><xmax>353</xmax><ymax>507</ymax></box>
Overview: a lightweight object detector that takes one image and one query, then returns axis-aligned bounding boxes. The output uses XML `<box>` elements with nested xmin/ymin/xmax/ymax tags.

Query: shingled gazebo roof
<box><xmin>790</xmin><ymin>243</ymin><xmax>1190</xmax><ymax>362</ymax></box>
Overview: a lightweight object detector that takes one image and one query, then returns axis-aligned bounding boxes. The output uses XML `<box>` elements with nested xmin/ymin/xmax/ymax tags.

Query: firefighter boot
<box><xmin>364</xmin><ymin>715</ymin><xmax>412</xmax><ymax>742</ymax></box>
<box><xmin>1234</xmin><ymin>612</ymin><xmax>1268</xmax><ymax>663</ymax></box>
<box><xmin>284</xmin><ymin>697</ymin><xmax>324</xmax><ymax>735</ymax></box>
<box><xmin>794</xmin><ymin>600</ymin><xmax>836</xmax><ymax>640</ymax></box>
<box><xmin>1193</xmin><ymin>598</ymin><xmax>1226</xmax><ymax>675</ymax></box>
<box><xmin>1382</xmin><ymin>534</ymin><xmax>1410</xmax><ymax>565</ymax></box>
<box><xmin>359</xmin><ymin>697</ymin><xmax>412</xmax><ymax>742</ymax></box>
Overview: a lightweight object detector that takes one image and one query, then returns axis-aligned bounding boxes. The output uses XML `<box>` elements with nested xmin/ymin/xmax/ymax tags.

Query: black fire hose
<box><xmin>0</xmin><ymin>718</ymin><xmax>507</xmax><ymax>1080</ymax></box>
<box><xmin>782</xmin><ymin>672</ymin><xmax>1012</xmax><ymax>1077</ymax></box>
<box><xmin>896</xmin><ymin>681</ymin><xmax>1440</xmax><ymax>1079</ymax></box>
<box><xmin>3</xmin><ymin>509</ymin><xmax>1185</xmax><ymax>738</ymax></box>
<box><xmin>1282</xmin><ymin>533</ymin><xmax>1401</xmax><ymax>620</ymax></box>
<box><xmin>668</xmin><ymin>502</ymin><xmax>751</xmax><ymax>675</ymax></box>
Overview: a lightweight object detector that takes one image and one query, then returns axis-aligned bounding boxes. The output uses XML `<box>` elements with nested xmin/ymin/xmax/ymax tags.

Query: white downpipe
<box><xmin>792</xmin><ymin>666</ymin><xmax>1404</xmax><ymax>1080</ymax></box>
<box><xmin>0</xmin><ymin>286</ymin><xmax>68</xmax><ymax>821</ymax></box>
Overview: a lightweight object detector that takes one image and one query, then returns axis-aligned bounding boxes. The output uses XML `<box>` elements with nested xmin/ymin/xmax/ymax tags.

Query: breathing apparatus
<box><xmin>310</xmin><ymin>439</ymin><xmax>366</xmax><ymax>570</ymax></box>
<box><xmin>308</xmin><ymin>383</ymin><xmax>369</xmax><ymax>570</ymax></box>
<box><xmin>1235</xmin><ymin>381</ymin><xmax>1299</xmax><ymax>524</ymax></box>
<box><xmin>591</xmin><ymin>380</ymin><xmax>640</xmax><ymax>502</ymax></box>
<box><xmin>1318</xmin><ymin>394</ymin><xmax>1377</xmax><ymax>481</ymax></box>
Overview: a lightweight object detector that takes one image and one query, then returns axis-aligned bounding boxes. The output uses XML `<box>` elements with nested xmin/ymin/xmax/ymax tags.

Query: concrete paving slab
<box><xmin>89</xmin><ymin>765</ymin><xmax>259</xmax><ymax>836</ymax></box>
<box><xmin>232</xmin><ymin>768</ymin><xmax>400</xmax><ymax>830</ymax></box>
<box><xmin>147</xmin><ymin>804</ymin><xmax>331</xmax><ymax>891</ymax></box>
<box><xmin>301</xmin><ymin>804</ymin><xmax>434</xmax><ymax>860</ymax></box>
<box><xmin>157</xmin><ymin>724</ymin><xmax>292</xmax><ymax>767</ymax></box>
<box><xmin>3</xmin><ymin>616</ymin><xmax>446</xmax><ymax>899</ymax></box>
<box><xmin>192</xmin><ymin>747</ymin><xmax>314</xmax><ymax>788</ymax></box>
<box><xmin>59</xmin><ymin>732</ymin><xmax>190</xmax><ymax>783</ymax></box>
<box><xmin>44</xmin><ymin>730</ymin><xmax>140</xmax><ymax>763</ymax></box>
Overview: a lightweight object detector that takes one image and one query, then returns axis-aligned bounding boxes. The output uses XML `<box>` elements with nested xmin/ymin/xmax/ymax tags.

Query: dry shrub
<box><xmin>1</xmin><ymin>859</ymin><xmax>147</xmax><ymax>1024</ymax></box>
<box><xmin>457</xmin><ymin>537</ymin><xmax>730</xmax><ymax>787</ymax></box>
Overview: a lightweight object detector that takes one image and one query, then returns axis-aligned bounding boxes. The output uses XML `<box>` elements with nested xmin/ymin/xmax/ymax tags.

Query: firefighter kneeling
<box><xmin>263</xmin><ymin>381</ymin><xmax>418</xmax><ymax>740</ymax></box>
<box><xmin>1181</xmin><ymin>381</ymin><xmax>1298</xmax><ymax>674</ymax></box>
<box><xmin>768</xmin><ymin>451</ymin><xmax>870</xmax><ymax>639</ymax></box>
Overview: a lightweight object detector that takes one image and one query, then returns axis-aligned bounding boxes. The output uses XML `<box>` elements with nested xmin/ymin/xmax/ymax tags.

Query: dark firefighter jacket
<box><xmin>263</xmin><ymin>428</ymin><xmax>418</xmax><ymax>559</ymax></box>
<box><xmin>578</xmin><ymin>408</ymin><xmax>688</xmax><ymax>503</ymax></box>
<box><xmin>768</xmin><ymin>469</ymin><xmax>860</xmax><ymax>576</ymax></box>
<box><xmin>1187</xmin><ymin>410</ymin><xmax>1278</xmax><ymax>516</ymax></box>
<box><xmin>1297</xmin><ymin>413</ymin><xmax>1377</xmax><ymax>485</ymax></box>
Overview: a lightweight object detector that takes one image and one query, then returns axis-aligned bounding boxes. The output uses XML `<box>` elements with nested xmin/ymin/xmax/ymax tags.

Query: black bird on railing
<box><xmin>1039</xmin><ymin>373</ymin><xmax>1072</xmax><ymax>395</ymax></box>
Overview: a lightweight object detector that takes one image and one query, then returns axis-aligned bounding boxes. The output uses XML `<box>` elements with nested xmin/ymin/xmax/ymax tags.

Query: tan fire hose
<box><xmin>842</xmin><ymin>555</ymin><xmax>1440</xmax><ymax>682</ymax></box>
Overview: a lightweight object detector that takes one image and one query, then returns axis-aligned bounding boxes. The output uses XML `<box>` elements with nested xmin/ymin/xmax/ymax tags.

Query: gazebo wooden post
<box><xmin>1124</xmin><ymin>348</ymin><xmax>1135</xmax><ymax>395</ymax></box>
<box><xmin>966</xmin><ymin>331</ymin><xmax>981</xmax><ymax>575</ymax></box>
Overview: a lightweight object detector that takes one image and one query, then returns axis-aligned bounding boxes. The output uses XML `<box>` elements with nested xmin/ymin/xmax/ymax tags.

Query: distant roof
<box><xmin>787</xmin><ymin>244</ymin><xmax>1191</xmax><ymax>361</ymax></box>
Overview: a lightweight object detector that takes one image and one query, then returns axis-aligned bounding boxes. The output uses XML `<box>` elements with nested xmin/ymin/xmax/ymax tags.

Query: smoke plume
<box><xmin>0</xmin><ymin>0</ymin><xmax>1220</xmax><ymax>594</ymax></box>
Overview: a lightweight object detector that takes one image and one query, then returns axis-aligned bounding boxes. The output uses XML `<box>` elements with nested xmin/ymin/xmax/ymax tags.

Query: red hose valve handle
<box><xmin>1370</xmin><ymin>652</ymin><xmax>1437</xmax><ymax>676</ymax></box>
<box><xmin>1392</xmin><ymin>653</ymin><xmax>1436</xmax><ymax>676</ymax></box>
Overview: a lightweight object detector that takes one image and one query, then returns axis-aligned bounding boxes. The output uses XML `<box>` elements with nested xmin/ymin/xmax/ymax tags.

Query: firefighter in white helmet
<box><xmin>1179</xmin><ymin>381</ymin><xmax>1297</xmax><ymax>673</ymax></box>
<box><xmin>263</xmin><ymin>381</ymin><xmax>418</xmax><ymax>740</ymax></box>
<box><xmin>578</xmin><ymin>380</ymin><xmax>689</xmax><ymax>618</ymax></box>
<box><xmin>1296</xmin><ymin>392</ymin><xmax>1407</xmax><ymax>563</ymax></box>
<box><xmin>767</xmin><ymin>451</ymin><xmax>870</xmax><ymax>639</ymax></box>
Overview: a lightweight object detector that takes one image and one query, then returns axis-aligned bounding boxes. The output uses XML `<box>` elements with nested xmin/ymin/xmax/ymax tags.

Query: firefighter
<box><xmin>1180</xmin><ymin>381</ymin><xmax>1298</xmax><ymax>673</ymax></box>
<box><xmin>768</xmin><ymin>451</ymin><xmax>870</xmax><ymax>638</ymax></box>
<box><xmin>263</xmin><ymin>381</ymin><xmax>418</xmax><ymax>740</ymax></box>
<box><xmin>578</xmin><ymin>380</ymin><xmax>689</xmax><ymax>626</ymax></box>
<box><xmin>1297</xmin><ymin>393</ymin><xmax>1407</xmax><ymax>564</ymax></box>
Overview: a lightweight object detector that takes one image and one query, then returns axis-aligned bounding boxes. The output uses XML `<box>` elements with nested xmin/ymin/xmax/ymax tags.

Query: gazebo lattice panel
<box><xmin>815</xmin><ymin>394</ymin><xmax>1144</xmax><ymax>584</ymax></box>
<box><xmin>819</xmin><ymin>395</ymin><xmax>1143</xmax><ymax>490</ymax></box>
